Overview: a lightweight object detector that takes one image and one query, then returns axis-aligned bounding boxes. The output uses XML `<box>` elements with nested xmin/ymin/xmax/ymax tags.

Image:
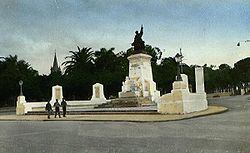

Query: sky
<box><xmin>0</xmin><ymin>0</ymin><xmax>250</xmax><ymax>74</ymax></box>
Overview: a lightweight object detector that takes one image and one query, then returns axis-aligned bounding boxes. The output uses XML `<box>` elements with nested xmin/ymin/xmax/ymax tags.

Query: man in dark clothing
<box><xmin>53</xmin><ymin>99</ymin><xmax>61</xmax><ymax>118</ymax></box>
<box><xmin>45</xmin><ymin>101</ymin><xmax>52</xmax><ymax>119</ymax></box>
<box><xmin>61</xmin><ymin>98</ymin><xmax>67</xmax><ymax>117</ymax></box>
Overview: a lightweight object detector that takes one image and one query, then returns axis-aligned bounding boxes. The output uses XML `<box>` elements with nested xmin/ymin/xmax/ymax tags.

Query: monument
<box><xmin>91</xmin><ymin>83</ymin><xmax>107</xmax><ymax>103</ymax></box>
<box><xmin>119</xmin><ymin>26</ymin><xmax>160</xmax><ymax>103</ymax></box>
<box><xmin>50</xmin><ymin>85</ymin><xmax>63</xmax><ymax>105</ymax></box>
<box><xmin>157</xmin><ymin>66</ymin><xmax>208</xmax><ymax>114</ymax></box>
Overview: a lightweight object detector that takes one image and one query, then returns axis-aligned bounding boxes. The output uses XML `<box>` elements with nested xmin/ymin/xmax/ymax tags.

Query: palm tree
<box><xmin>62</xmin><ymin>46</ymin><xmax>95</xmax><ymax>99</ymax></box>
<box><xmin>62</xmin><ymin>46</ymin><xmax>94</xmax><ymax>75</ymax></box>
<box><xmin>94</xmin><ymin>48</ymin><xmax>116</xmax><ymax>72</ymax></box>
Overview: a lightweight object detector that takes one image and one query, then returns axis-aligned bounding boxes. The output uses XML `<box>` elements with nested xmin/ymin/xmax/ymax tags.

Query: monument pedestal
<box><xmin>16</xmin><ymin>96</ymin><xmax>27</xmax><ymax>115</ymax></box>
<box><xmin>119</xmin><ymin>53</ymin><xmax>160</xmax><ymax>103</ymax></box>
<box><xmin>158</xmin><ymin>72</ymin><xmax>208</xmax><ymax>114</ymax></box>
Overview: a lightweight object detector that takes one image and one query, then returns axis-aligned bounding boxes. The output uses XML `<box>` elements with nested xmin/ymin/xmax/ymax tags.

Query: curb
<box><xmin>0</xmin><ymin>106</ymin><xmax>228</xmax><ymax>122</ymax></box>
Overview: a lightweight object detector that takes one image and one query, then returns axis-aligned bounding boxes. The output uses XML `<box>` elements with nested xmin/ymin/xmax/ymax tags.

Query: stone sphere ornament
<box><xmin>19</xmin><ymin>80</ymin><xmax>23</xmax><ymax>96</ymax></box>
<box><xmin>19</xmin><ymin>80</ymin><xmax>23</xmax><ymax>86</ymax></box>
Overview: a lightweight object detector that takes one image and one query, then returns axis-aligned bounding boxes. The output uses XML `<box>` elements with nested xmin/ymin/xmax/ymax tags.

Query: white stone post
<box><xmin>91</xmin><ymin>83</ymin><xmax>106</xmax><ymax>103</ymax></box>
<box><xmin>16</xmin><ymin>96</ymin><xmax>26</xmax><ymax>115</ymax></box>
<box><xmin>195</xmin><ymin>67</ymin><xmax>205</xmax><ymax>93</ymax></box>
<box><xmin>181</xmin><ymin>74</ymin><xmax>189</xmax><ymax>90</ymax></box>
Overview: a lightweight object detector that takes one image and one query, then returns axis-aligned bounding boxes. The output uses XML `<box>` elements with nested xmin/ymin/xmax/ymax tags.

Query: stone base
<box><xmin>157</xmin><ymin>101</ymin><xmax>183</xmax><ymax>114</ymax></box>
<box><xmin>157</xmin><ymin>78</ymin><xmax>208</xmax><ymax>114</ymax></box>
<box><xmin>158</xmin><ymin>93</ymin><xmax>208</xmax><ymax>114</ymax></box>
<box><xmin>16</xmin><ymin>103</ymin><xmax>25</xmax><ymax>115</ymax></box>
<box><xmin>97</xmin><ymin>95</ymin><xmax>156</xmax><ymax>108</ymax></box>
<box><xmin>16</xmin><ymin>96</ymin><xmax>27</xmax><ymax>115</ymax></box>
<box><xmin>96</xmin><ymin>97</ymin><xmax>140</xmax><ymax>108</ymax></box>
<box><xmin>119</xmin><ymin>91</ymin><xmax>137</xmax><ymax>98</ymax></box>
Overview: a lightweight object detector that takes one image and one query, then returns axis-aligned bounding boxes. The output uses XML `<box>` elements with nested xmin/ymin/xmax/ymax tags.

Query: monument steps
<box><xmin>137</xmin><ymin>97</ymin><xmax>156</xmax><ymax>106</ymax></box>
<box><xmin>96</xmin><ymin>97</ymin><xmax>140</xmax><ymax>108</ymax></box>
<box><xmin>96</xmin><ymin>96</ymin><xmax>155</xmax><ymax>108</ymax></box>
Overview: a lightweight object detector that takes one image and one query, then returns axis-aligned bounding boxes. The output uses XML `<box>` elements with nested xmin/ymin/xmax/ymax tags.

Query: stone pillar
<box><xmin>91</xmin><ymin>83</ymin><xmax>106</xmax><ymax>103</ymax></box>
<box><xmin>16</xmin><ymin>96</ymin><xmax>26</xmax><ymax>115</ymax></box>
<box><xmin>51</xmin><ymin>85</ymin><xmax>63</xmax><ymax>105</ymax></box>
<box><xmin>195</xmin><ymin>67</ymin><xmax>205</xmax><ymax>93</ymax></box>
<box><xmin>181</xmin><ymin>74</ymin><xmax>189</xmax><ymax>90</ymax></box>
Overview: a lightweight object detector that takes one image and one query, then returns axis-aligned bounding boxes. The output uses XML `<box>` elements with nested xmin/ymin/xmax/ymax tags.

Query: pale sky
<box><xmin>0</xmin><ymin>0</ymin><xmax>249</xmax><ymax>74</ymax></box>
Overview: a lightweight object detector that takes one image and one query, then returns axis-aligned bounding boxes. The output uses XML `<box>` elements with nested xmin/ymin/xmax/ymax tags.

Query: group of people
<box><xmin>45</xmin><ymin>98</ymin><xmax>67</xmax><ymax>119</ymax></box>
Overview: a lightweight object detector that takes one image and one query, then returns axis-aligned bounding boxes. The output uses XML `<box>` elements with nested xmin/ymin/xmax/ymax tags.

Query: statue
<box><xmin>132</xmin><ymin>25</ymin><xmax>145</xmax><ymax>53</ymax></box>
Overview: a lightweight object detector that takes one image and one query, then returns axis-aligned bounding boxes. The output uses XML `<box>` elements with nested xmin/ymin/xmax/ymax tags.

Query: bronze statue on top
<box><xmin>132</xmin><ymin>25</ymin><xmax>145</xmax><ymax>53</ymax></box>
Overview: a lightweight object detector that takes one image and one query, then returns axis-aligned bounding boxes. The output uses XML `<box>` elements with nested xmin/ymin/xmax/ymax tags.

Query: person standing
<box><xmin>54</xmin><ymin>99</ymin><xmax>61</xmax><ymax>118</ymax></box>
<box><xmin>45</xmin><ymin>101</ymin><xmax>52</xmax><ymax>119</ymax></box>
<box><xmin>61</xmin><ymin>98</ymin><xmax>67</xmax><ymax>117</ymax></box>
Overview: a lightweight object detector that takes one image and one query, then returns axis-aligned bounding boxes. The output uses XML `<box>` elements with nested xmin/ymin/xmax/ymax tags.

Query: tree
<box><xmin>217</xmin><ymin>64</ymin><xmax>232</xmax><ymax>91</ymax></box>
<box><xmin>154</xmin><ymin>57</ymin><xmax>177</xmax><ymax>94</ymax></box>
<box><xmin>0</xmin><ymin>55</ymin><xmax>39</xmax><ymax>106</ymax></box>
<box><xmin>94</xmin><ymin>48</ymin><xmax>127</xmax><ymax>97</ymax></box>
<box><xmin>62</xmin><ymin>46</ymin><xmax>94</xmax><ymax>75</ymax></box>
<box><xmin>144</xmin><ymin>45</ymin><xmax>162</xmax><ymax>65</ymax></box>
<box><xmin>182</xmin><ymin>64</ymin><xmax>195</xmax><ymax>92</ymax></box>
<box><xmin>126</xmin><ymin>44</ymin><xmax>162</xmax><ymax>65</ymax></box>
<box><xmin>234</xmin><ymin>57</ymin><xmax>250</xmax><ymax>92</ymax></box>
<box><xmin>62</xmin><ymin>46</ymin><xmax>95</xmax><ymax>100</ymax></box>
<box><xmin>203</xmin><ymin>65</ymin><xmax>217</xmax><ymax>93</ymax></box>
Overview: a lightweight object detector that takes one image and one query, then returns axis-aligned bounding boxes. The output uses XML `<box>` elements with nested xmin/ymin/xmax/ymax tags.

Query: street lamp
<box><xmin>174</xmin><ymin>53</ymin><xmax>183</xmax><ymax>81</ymax></box>
<box><xmin>19</xmin><ymin>80</ymin><xmax>23</xmax><ymax>96</ymax></box>
<box><xmin>237</xmin><ymin>40</ymin><xmax>250</xmax><ymax>46</ymax></box>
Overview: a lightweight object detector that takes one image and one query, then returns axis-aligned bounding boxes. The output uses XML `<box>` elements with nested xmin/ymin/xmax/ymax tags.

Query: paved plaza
<box><xmin>0</xmin><ymin>95</ymin><xmax>249</xmax><ymax>153</ymax></box>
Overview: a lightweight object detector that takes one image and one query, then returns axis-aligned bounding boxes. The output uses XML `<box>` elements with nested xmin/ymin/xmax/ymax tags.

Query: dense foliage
<box><xmin>0</xmin><ymin>46</ymin><xmax>249</xmax><ymax>106</ymax></box>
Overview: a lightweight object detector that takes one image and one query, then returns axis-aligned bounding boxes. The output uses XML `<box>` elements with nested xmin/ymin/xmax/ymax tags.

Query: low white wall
<box><xmin>25</xmin><ymin>102</ymin><xmax>46</xmax><ymax>113</ymax></box>
<box><xmin>22</xmin><ymin>99</ymin><xmax>110</xmax><ymax>113</ymax></box>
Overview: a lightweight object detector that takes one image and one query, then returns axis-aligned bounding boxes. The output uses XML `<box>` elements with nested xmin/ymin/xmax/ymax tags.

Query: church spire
<box><xmin>51</xmin><ymin>51</ymin><xmax>60</xmax><ymax>73</ymax></box>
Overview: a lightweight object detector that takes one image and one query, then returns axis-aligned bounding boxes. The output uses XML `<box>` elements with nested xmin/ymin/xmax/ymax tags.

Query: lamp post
<box><xmin>175</xmin><ymin>53</ymin><xmax>183</xmax><ymax>81</ymax></box>
<box><xmin>237</xmin><ymin>40</ymin><xmax>250</xmax><ymax>46</ymax></box>
<box><xmin>19</xmin><ymin>80</ymin><xmax>23</xmax><ymax>96</ymax></box>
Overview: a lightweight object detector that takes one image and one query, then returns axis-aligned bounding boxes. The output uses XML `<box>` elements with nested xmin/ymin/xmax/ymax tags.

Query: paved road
<box><xmin>0</xmin><ymin>95</ymin><xmax>249</xmax><ymax>153</ymax></box>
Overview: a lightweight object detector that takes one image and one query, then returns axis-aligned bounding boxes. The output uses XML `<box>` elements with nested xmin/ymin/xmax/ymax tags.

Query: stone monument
<box><xmin>119</xmin><ymin>26</ymin><xmax>160</xmax><ymax>103</ymax></box>
<box><xmin>91</xmin><ymin>83</ymin><xmax>107</xmax><ymax>103</ymax></box>
<box><xmin>50</xmin><ymin>85</ymin><xmax>63</xmax><ymax>105</ymax></box>
<box><xmin>16</xmin><ymin>80</ymin><xmax>27</xmax><ymax>115</ymax></box>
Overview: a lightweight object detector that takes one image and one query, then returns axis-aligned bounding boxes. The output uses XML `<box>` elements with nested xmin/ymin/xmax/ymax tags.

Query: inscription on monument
<box><xmin>55</xmin><ymin>88</ymin><xmax>61</xmax><ymax>99</ymax></box>
<box><xmin>95</xmin><ymin>86</ymin><xmax>100</xmax><ymax>98</ymax></box>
